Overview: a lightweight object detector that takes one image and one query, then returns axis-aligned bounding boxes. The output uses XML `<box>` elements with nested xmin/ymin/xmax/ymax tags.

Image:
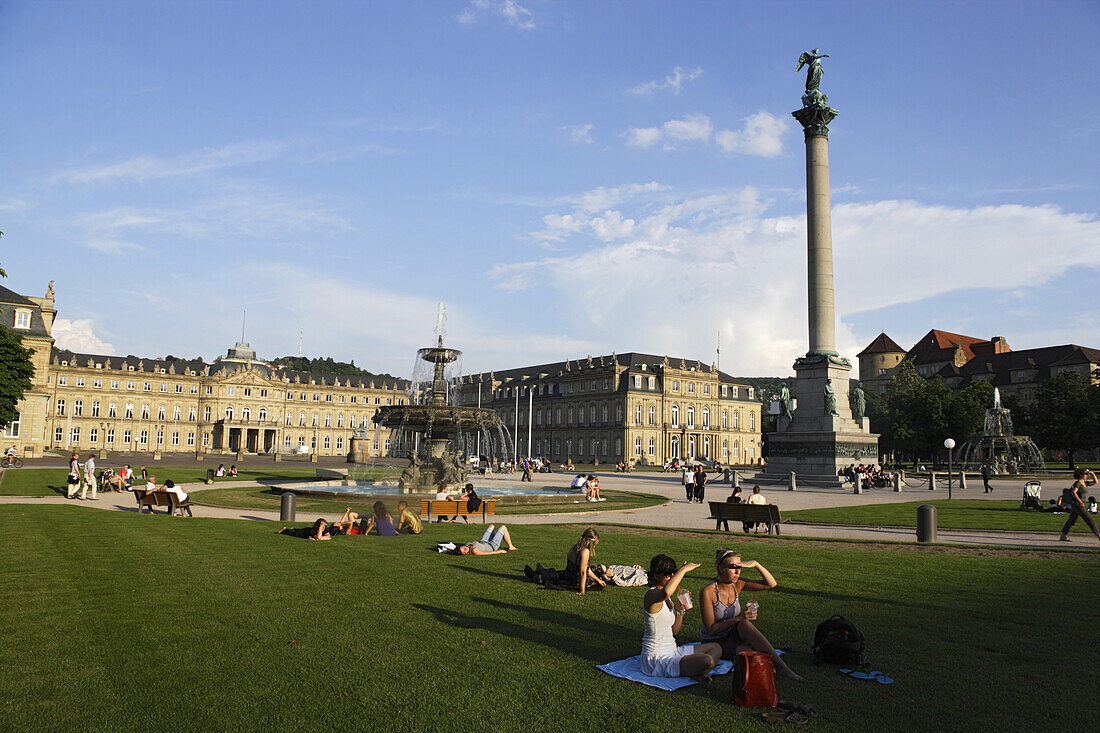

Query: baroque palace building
<box><xmin>455</xmin><ymin>353</ymin><xmax>763</xmax><ymax>467</ymax></box>
<box><xmin>1</xmin><ymin>283</ymin><xmax>409</xmax><ymax>459</ymax></box>
<box><xmin>857</xmin><ymin>329</ymin><xmax>1099</xmax><ymax>405</ymax></box>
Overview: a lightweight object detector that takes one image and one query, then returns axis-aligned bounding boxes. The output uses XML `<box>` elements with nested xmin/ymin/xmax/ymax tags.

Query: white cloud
<box><xmin>50</xmin><ymin>139</ymin><xmax>291</xmax><ymax>184</ymax></box>
<box><xmin>70</xmin><ymin>190</ymin><xmax>347</xmax><ymax>254</ymax></box>
<box><xmin>560</xmin><ymin>123</ymin><xmax>594</xmax><ymax>144</ymax></box>
<box><xmin>456</xmin><ymin>0</ymin><xmax>535</xmax><ymax>30</ymax></box>
<box><xmin>716</xmin><ymin>111</ymin><xmax>789</xmax><ymax>157</ymax></box>
<box><xmin>628</xmin><ymin>66</ymin><xmax>704</xmax><ymax>96</ymax></box>
<box><xmin>625</xmin><ymin>127</ymin><xmax>661</xmax><ymax>148</ymax></box>
<box><xmin>661</xmin><ymin>113</ymin><xmax>713</xmax><ymax>143</ymax></box>
<box><xmin>625</xmin><ymin>111</ymin><xmax>789</xmax><ymax>156</ymax></box>
<box><xmin>52</xmin><ymin>318</ymin><xmax>116</xmax><ymax>354</ymax></box>
<box><xmin>491</xmin><ymin>183</ymin><xmax>1100</xmax><ymax>375</ymax></box>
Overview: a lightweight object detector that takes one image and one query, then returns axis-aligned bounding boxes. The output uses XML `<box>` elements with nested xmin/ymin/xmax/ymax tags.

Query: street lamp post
<box><xmin>944</xmin><ymin>438</ymin><xmax>956</xmax><ymax>500</ymax></box>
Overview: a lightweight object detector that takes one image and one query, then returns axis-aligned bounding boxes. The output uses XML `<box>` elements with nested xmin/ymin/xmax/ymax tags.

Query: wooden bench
<box><xmin>419</xmin><ymin>499</ymin><xmax>496</xmax><ymax>523</ymax></box>
<box><xmin>708</xmin><ymin>502</ymin><xmax>789</xmax><ymax>535</ymax></box>
<box><xmin>139</xmin><ymin>490</ymin><xmax>194</xmax><ymax>516</ymax></box>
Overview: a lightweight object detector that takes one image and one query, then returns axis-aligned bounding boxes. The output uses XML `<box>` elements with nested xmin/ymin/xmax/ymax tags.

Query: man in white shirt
<box><xmin>161</xmin><ymin>479</ymin><xmax>192</xmax><ymax>516</ymax></box>
<box><xmin>747</xmin><ymin>486</ymin><xmax>767</xmax><ymax>505</ymax></box>
<box><xmin>81</xmin><ymin>454</ymin><xmax>98</xmax><ymax>500</ymax></box>
<box><xmin>570</xmin><ymin>473</ymin><xmax>588</xmax><ymax>493</ymax></box>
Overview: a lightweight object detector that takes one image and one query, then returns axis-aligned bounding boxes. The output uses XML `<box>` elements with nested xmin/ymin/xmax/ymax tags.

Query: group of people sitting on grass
<box><xmin>214</xmin><ymin>464</ymin><xmax>238</xmax><ymax>478</ymax></box>
<box><xmin>277</xmin><ymin>500</ymin><xmax>423</xmax><ymax>540</ymax></box>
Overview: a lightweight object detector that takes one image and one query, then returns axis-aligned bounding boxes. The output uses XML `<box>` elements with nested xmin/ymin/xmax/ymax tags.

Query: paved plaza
<box><xmin>2</xmin><ymin>461</ymin><xmax>1090</xmax><ymax>551</ymax></box>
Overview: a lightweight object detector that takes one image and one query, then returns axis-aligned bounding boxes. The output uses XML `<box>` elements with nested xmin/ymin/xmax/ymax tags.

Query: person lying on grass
<box><xmin>277</xmin><ymin>518</ymin><xmax>331</xmax><ymax>540</ymax></box>
<box><xmin>451</xmin><ymin>524</ymin><xmax>518</xmax><ymax>555</ymax></box>
<box><xmin>328</xmin><ymin>508</ymin><xmax>362</xmax><ymax>536</ymax></box>
<box><xmin>641</xmin><ymin>555</ymin><xmax>722</xmax><ymax>682</ymax></box>
<box><xmin>395</xmin><ymin>500</ymin><xmax>423</xmax><ymax>534</ymax></box>
<box><xmin>363</xmin><ymin>501</ymin><xmax>398</xmax><ymax>536</ymax></box>
<box><xmin>699</xmin><ymin>548</ymin><xmax>801</xmax><ymax>680</ymax></box>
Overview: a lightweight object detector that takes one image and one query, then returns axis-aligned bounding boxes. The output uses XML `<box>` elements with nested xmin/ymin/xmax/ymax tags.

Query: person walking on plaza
<box><xmin>980</xmin><ymin>463</ymin><xmax>993</xmax><ymax>493</ymax></box>
<box><xmin>81</xmin><ymin>453</ymin><xmax>98</xmax><ymax>500</ymax></box>
<box><xmin>521</xmin><ymin>457</ymin><xmax>532</xmax><ymax>482</ymax></box>
<box><xmin>1058</xmin><ymin>468</ymin><xmax>1100</xmax><ymax>544</ymax></box>
<box><xmin>693</xmin><ymin>465</ymin><xmax>708</xmax><ymax>503</ymax></box>
<box><xmin>67</xmin><ymin>452</ymin><xmax>81</xmax><ymax>499</ymax></box>
<box><xmin>683</xmin><ymin>464</ymin><xmax>694</xmax><ymax>502</ymax></box>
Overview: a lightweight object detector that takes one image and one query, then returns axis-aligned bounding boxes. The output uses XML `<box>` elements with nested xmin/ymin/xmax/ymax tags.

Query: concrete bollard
<box><xmin>928</xmin><ymin>472</ymin><xmax>936</xmax><ymax>490</ymax></box>
<box><xmin>959</xmin><ymin>472</ymin><xmax>967</xmax><ymax>490</ymax></box>
<box><xmin>788</xmin><ymin>472</ymin><xmax>797</xmax><ymax>491</ymax></box>
<box><xmin>917</xmin><ymin>503</ymin><xmax>937</xmax><ymax>543</ymax></box>
<box><xmin>893</xmin><ymin>473</ymin><xmax>902</xmax><ymax>492</ymax></box>
<box><xmin>853</xmin><ymin>473</ymin><xmax>863</xmax><ymax>494</ymax></box>
<box><xmin>732</xmin><ymin>471</ymin><xmax>741</xmax><ymax>489</ymax></box>
<box><xmin>280</xmin><ymin>492</ymin><xmax>296</xmax><ymax>522</ymax></box>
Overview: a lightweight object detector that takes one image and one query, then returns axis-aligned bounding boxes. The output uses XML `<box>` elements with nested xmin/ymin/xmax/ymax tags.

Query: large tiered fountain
<box><xmin>958</xmin><ymin>388</ymin><xmax>1045</xmax><ymax>474</ymax></box>
<box><xmin>371</xmin><ymin>308</ymin><xmax>509</xmax><ymax>492</ymax></box>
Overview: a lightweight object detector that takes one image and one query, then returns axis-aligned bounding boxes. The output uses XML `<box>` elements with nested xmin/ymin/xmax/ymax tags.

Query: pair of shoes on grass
<box><xmin>761</xmin><ymin>711</ymin><xmax>809</xmax><ymax>724</ymax></box>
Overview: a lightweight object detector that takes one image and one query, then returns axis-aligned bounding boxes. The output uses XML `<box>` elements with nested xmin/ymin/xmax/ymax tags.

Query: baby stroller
<box><xmin>1020</xmin><ymin>481</ymin><xmax>1043</xmax><ymax>511</ymax></box>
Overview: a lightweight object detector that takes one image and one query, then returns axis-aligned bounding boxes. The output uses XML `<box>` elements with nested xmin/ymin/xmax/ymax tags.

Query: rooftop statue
<box><xmin>796</xmin><ymin>48</ymin><xmax>829</xmax><ymax>92</ymax></box>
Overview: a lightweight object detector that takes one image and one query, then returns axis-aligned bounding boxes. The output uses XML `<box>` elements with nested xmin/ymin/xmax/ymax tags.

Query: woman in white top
<box><xmin>640</xmin><ymin>554</ymin><xmax>722</xmax><ymax>680</ymax></box>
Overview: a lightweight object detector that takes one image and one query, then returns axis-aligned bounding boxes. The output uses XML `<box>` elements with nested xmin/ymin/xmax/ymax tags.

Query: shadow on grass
<box><xmin>472</xmin><ymin>597</ymin><xmax>629</xmax><ymax>639</ymax></box>
<box><xmin>413</xmin><ymin>601</ymin><xmax>631</xmax><ymax>663</ymax></box>
<box><xmin>449</xmin><ymin>564</ymin><xmax>523</xmax><ymax>582</ymax></box>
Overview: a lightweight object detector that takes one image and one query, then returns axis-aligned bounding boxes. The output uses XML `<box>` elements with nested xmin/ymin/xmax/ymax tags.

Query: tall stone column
<box><xmin>762</xmin><ymin>56</ymin><xmax>879</xmax><ymax>481</ymax></box>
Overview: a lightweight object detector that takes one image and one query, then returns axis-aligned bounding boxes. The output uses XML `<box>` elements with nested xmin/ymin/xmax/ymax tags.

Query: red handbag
<box><xmin>732</xmin><ymin>651</ymin><xmax>778</xmax><ymax>708</ymax></box>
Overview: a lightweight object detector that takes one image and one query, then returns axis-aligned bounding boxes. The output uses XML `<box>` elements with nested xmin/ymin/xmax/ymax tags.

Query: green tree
<box><xmin>0</xmin><ymin>260</ymin><xmax>35</xmax><ymax>428</ymax></box>
<box><xmin>1032</xmin><ymin>370</ymin><xmax>1099</xmax><ymax>469</ymax></box>
<box><xmin>946</xmin><ymin>379</ymin><xmax>994</xmax><ymax>442</ymax></box>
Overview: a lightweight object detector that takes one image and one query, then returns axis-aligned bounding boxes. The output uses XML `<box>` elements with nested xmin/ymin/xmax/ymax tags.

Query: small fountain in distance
<box><xmin>371</xmin><ymin>304</ymin><xmax>509</xmax><ymax>492</ymax></box>
<box><xmin>958</xmin><ymin>388</ymin><xmax>1045</xmax><ymax>475</ymax></box>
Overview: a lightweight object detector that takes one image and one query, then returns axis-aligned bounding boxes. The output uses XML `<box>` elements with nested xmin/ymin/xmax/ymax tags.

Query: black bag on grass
<box><xmin>812</xmin><ymin>615</ymin><xmax>865</xmax><ymax>665</ymax></box>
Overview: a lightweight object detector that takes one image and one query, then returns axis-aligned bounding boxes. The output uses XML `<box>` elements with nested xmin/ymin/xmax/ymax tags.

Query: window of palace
<box><xmin>128</xmin><ymin>381</ymin><xmax>136</xmax><ymax>391</ymax></box>
<box><xmin>687</xmin><ymin>406</ymin><xmax>695</xmax><ymax>429</ymax></box>
<box><xmin>722</xmin><ymin>410</ymin><xmax>728</xmax><ymax>428</ymax></box>
<box><xmin>242</xmin><ymin>407</ymin><xmax>251</xmax><ymax>421</ymax></box>
<box><xmin>56</xmin><ymin>398</ymin><xmax>65</xmax><ymax>416</ymax></box>
<box><xmin>243</xmin><ymin>388</ymin><xmax>251</xmax><ymax>397</ymax></box>
<box><xmin>126</xmin><ymin>404</ymin><xmax>134</xmax><ymax>419</ymax></box>
<box><xmin>591</xmin><ymin>380</ymin><xmax>598</xmax><ymax>391</ymax></box>
<box><xmin>144</xmin><ymin>382</ymin><xmax>152</xmax><ymax>391</ymax></box>
<box><xmin>671</xmin><ymin>404</ymin><xmax>679</xmax><ymax>427</ymax></box>
<box><xmin>703</xmin><ymin>384</ymin><xmax>710</xmax><ymax>395</ymax></box>
<box><xmin>721</xmin><ymin>385</ymin><xmax>727</xmax><ymax>397</ymax></box>
<box><xmin>649</xmin><ymin>437</ymin><xmax>656</xmax><ymax>455</ymax></box>
<box><xmin>748</xmin><ymin>388</ymin><xmax>755</xmax><ymax>399</ymax></box>
<box><xmin>160</xmin><ymin>383</ymin><xmax>167</xmax><ymax>392</ymax></box>
<box><xmin>635</xmin><ymin>404</ymin><xmax>642</xmax><ymax>424</ymax></box>
<box><xmin>3</xmin><ymin>411</ymin><xmax>19</xmax><ymax>438</ymax></box>
<box><xmin>14</xmin><ymin>310</ymin><xmax>30</xmax><ymax>329</ymax></box>
<box><xmin>91</xmin><ymin>401</ymin><xmax>100</xmax><ymax>417</ymax></box>
<box><xmin>227</xmin><ymin>387</ymin><xmax>235</xmax><ymax>396</ymax></box>
<box><xmin>648</xmin><ymin>376</ymin><xmax>655</xmax><ymax>390</ymax></box>
<box><xmin>672</xmin><ymin>380</ymin><xmax>680</xmax><ymax>392</ymax></box>
<box><xmin>58</xmin><ymin>376</ymin><xmax>67</xmax><ymax>386</ymax></box>
<box><xmin>55</xmin><ymin>426</ymin><xmax>63</xmax><ymax>443</ymax></box>
<box><xmin>648</xmin><ymin>405</ymin><xmax>656</xmax><ymax>425</ymax></box>
<box><xmin>108</xmin><ymin>402</ymin><xmax>117</xmax><ymax>417</ymax></box>
<box><xmin>750</xmin><ymin>413</ymin><xmax>756</xmax><ymax>430</ymax></box>
<box><xmin>71</xmin><ymin>427</ymin><xmax>80</xmax><ymax>444</ymax></box>
<box><xmin>76</xmin><ymin>377</ymin><xmax>85</xmax><ymax>387</ymax></box>
<box><xmin>688</xmin><ymin>383</ymin><xmax>695</xmax><ymax>394</ymax></box>
<box><xmin>702</xmin><ymin>408</ymin><xmax>709</xmax><ymax>429</ymax></box>
<box><xmin>635</xmin><ymin>437</ymin><xmax>642</xmax><ymax>455</ymax></box>
<box><xmin>111</xmin><ymin>380</ymin><xmax>119</xmax><ymax>389</ymax></box>
<box><xmin>730</xmin><ymin>386</ymin><xmax>738</xmax><ymax>397</ymax></box>
<box><xmin>175</xmin><ymin>384</ymin><xmax>183</xmax><ymax>393</ymax></box>
<box><xmin>73</xmin><ymin>400</ymin><xmax>82</xmax><ymax>416</ymax></box>
<box><xmin>261</xmin><ymin>389</ymin><xmax>268</xmax><ymax>398</ymax></box>
<box><xmin>326</xmin><ymin>394</ymin><xmax>333</xmax><ymax>402</ymax></box>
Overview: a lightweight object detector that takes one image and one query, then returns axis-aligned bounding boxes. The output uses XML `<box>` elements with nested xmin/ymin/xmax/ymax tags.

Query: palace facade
<box><xmin>1</xmin><ymin>283</ymin><xmax>409</xmax><ymax>459</ymax></box>
<box><xmin>456</xmin><ymin>353</ymin><xmax>763</xmax><ymax>467</ymax></box>
<box><xmin>858</xmin><ymin>329</ymin><xmax>1100</xmax><ymax>405</ymax></box>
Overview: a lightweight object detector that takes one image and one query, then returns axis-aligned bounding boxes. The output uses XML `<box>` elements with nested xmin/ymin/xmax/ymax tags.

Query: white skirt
<box><xmin>640</xmin><ymin>643</ymin><xmax>696</xmax><ymax>677</ymax></box>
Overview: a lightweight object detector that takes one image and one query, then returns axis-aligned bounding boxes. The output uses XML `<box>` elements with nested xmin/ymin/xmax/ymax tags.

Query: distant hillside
<box><xmin>735</xmin><ymin>376</ymin><xmax>795</xmax><ymax>404</ymax></box>
<box><xmin>271</xmin><ymin>356</ymin><xmax>396</xmax><ymax>380</ymax></box>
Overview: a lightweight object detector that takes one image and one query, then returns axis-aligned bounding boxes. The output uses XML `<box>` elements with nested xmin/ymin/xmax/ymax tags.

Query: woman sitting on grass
<box><xmin>277</xmin><ymin>518</ymin><xmax>331</xmax><ymax>540</ymax></box>
<box><xmin>363</xmin><ymin>501</ymin><xmax>398</xmax><ymax>536</ymax></box>
<box><xmin>641</xmin><ymin>555</ymin><xmax>722</xmax><ymax>681</ymax></box>
<box><xmin>699</xmin><ymin>548</ymin><xmax>801</xmax><ymax>680</ymax></box>
<box><xmin>525</xmin><ymin>528</ymin><xmax>606</xmax><ymax>594</ymax></box>
<box><xmin>452</xmin><ymin>524</ymin><xmax>518</xmax><ymax>555</ymax></box>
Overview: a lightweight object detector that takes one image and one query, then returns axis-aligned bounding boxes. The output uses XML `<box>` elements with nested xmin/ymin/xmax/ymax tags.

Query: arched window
<box><xmin>733</xmin><ymin>411</ymin><xmax>740</xmax><ymax>429</ymax></box>
<box><xmin>723</xmin><ymin>439</ymin><xmax>729</xmax><ymax>458</ymax></box>
<box><xmin>687</xmin><ymin>406</ymin><xmax>695</xmax><ymax>429</ymax></box>
<box><xmin>648</xmin><ymin>405</ymin><xmax>656</xmax><ymax>425</ymax></box>
<box><xmin>635</xmin><ymin>404</ymin><xmax>642</xmax><ymax>424</ymax></box>
<box><xmin>722</xmin><ymin>409</ymin><xmax>728</xmax><ymax>429</ymax></box>
<box><xmin>242</xmin><ymin>407</ymin><xmax>251</xmax><ymax>422</ymax></box>
<box><xmin>225</xmin><ymin>406</ymin><xmax>234</xmax><ymax>421</ymax></box>
<box><xmin>258</xmin><ymin>408</ymin><xmax>267</xmax><ymax>422</ymax></box>
<box><xmin>750</xmin><ymin>412</ymin><xmax>756</xmax><ymax>430</ymax></box>
<box><xmin>702</xmin><ymin>407</ymin><xmax>710</xmax><ymax>429</ymax></box>
<box><xmin>671</xmin><ymin>404</ymin><xmax>679</xmax><ymax>428</ymax></box>
<box><xmin>670</xmin><ymin>434</ymin><xmax>680</xmax><ymax>458</ymax></box>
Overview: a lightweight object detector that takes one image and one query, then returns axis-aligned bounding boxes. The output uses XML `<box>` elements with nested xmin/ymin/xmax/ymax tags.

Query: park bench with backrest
<box><xmin>139</xmin><ymin>490</ymin><xmax>194</xmax><ymax>516</ymax></box>
<box><xmin>707</xmin><ymin>501</ymin><xmax>789</xmax><ymax>535</ymax></box>
<box><xmin>419</xmin><ymin>499</ymin><xmax>496</xmax><ymax>523</ymax></box>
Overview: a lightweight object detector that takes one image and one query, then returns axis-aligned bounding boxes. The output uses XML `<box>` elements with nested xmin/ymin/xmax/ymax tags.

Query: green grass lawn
<box><xmin>0</xmin><ymin>466</ymin><xmax>336</xmax><ymax>497</ymax></box>
<box><xmin>786</xmin><ymin>500</ymin><xmax>1099</xmax><ymax>535</ymax></box>
<box><xmin>1</xmin><ymin>506</ymin><xmax>1096</xmax><ymax>731</ymax></box>
<box><xmin>193</xmin><ymin>487</ymin><xmax>665</xmax><ymax>516</ymax></box>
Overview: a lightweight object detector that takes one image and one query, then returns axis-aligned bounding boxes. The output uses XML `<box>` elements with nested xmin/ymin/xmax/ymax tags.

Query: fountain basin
<box><xmin>269</xmin><ymin>480</ymin><xmax>582</xmax><ymax>499</ymax></box>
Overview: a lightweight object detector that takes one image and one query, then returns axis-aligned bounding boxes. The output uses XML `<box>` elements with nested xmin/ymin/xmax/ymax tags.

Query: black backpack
<box><xmin>812</xmin><ymin>615</ymin><xmax>865</xmax><ymax>665</ymax></box>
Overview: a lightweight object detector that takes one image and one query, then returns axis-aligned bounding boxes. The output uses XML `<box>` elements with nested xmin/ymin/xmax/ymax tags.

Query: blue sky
<box><xmin>2</xmin><ymin>0</ymin><xmax>1097</xmax><ymax>377</ymax></box>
